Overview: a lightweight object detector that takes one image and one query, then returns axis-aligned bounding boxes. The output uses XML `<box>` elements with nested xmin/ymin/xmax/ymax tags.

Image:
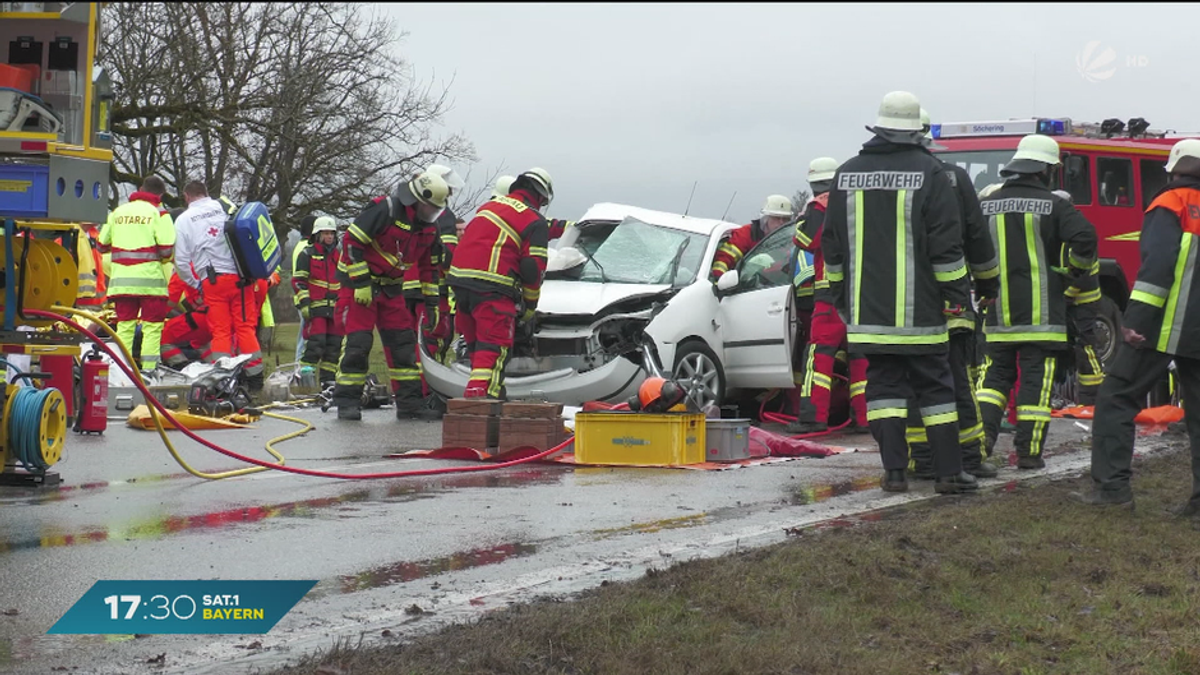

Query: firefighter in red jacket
<box><xmin>293</xmin><ymin>216</ymin><xmax>343</xmax><ymax>385</ymax></box>
<box><xmin>333</xmin><ymin>171</ymin><xmax>450</xmax><ymax>421</ymax></box>
<box><xmin>448</xmin><ymin>168</ymin><xmax>554</xmax><ymax>399</ymax></box>
<box><xmin>710</xmin><ymin>195</ymin><xmax>793</xmax><ymax>280</ymax></box>
<box><xmin>790</xmin><ymin>157</ymin><xmax>870</xmax><ymax>435</ymax></box>
<box><xmin>161</xmin><ymin>270</ymin><xmax>211</xmax><ymax>368</ymax></box>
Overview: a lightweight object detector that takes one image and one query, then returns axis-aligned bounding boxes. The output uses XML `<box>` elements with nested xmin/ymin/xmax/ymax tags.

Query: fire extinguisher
<box><xmin>75</xmin><ymin>346</ymin><xmax>109</xmax><ymax>435</ymax></box>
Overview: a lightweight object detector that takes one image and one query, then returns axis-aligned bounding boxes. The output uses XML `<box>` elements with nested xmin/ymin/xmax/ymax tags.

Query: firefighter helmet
<box><xmin>513</xmin><ymin>168</ymin><xmax>554</xmax><ymax>206</ymax></box>
<box><xmin>874</xmin><ymin>91</ymin><xmax>923</xmax><ymax>131</ymax></box>
<box><xmin>1165</xmin><ymin>138</ymin><xmax>1200</xmax><ymax>174</ymax></box>
<box><xmin>761</xmin><ymin>194</ymin><xmax>793</xmax><ymax>218</ymax></box>
<box><xmin>491</xmin><ymin>175</ymin><xmax>516</xmax><ymax>199</ymax></box>
<box><xmin>312</xmin><ymin>216</ymin><xmax>337</xmax><ymax>233</ymax></box>
<box><xmin>807</xmin><ymin>157</ymin><xmax>838</xmax><ymax>184</ymax></box>
<box><xmin>426</xmin><ymin>163</ymin><xmax>466</xmax><ymax>190</ymax></box>
<box><xmin>1013</xmin><ymin>135</ymin><xmax>1061</xmax><ymax>166</ymax></box>
<box><xmin>638</xmin><ymin>377</ymin><xmax>666</xmax><ymax>409</ymax></box>
<box><xmin>408</xmin><ymin>171</ymin><xmax>450</xmax><ymax>208</ymax></box>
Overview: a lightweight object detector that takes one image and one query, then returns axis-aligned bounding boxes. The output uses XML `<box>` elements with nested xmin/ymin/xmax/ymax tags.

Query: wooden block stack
<box><xmin>497</xmin><ymin>401</ymin><xmax>568</xmax><ymax>453</ymax></box>
<box><xmin>442</xmin><ymin>399</ymin><xmax>503</xmax><ymax>450</ymax></box>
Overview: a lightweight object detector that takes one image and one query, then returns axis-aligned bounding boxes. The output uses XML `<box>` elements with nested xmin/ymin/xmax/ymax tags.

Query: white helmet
<box><xmin>491</xmin><ymin>175</ymin><xmax>516</xmax><ymax>199</ymax></box>
<box><xmin>807</xmin><ymin>157</ymin><xmax>838</xmax><ymax>184</ymax></box>
<box><xmin>761</xmin><ymin>194</ymin><xmax>793</xmax><ymax>218</ymax></box>
<box><xmin>1165</xmin><ymin>138</ymin><xmax>1200</xmax><ymax>173</ymax></box>
<box><xmin>1013</xmin><ymin>134</ymin><xmax>1061</xmax><ymax>165</ymax></box>
<box><xmin>874</xmin><ymin>91</ymin><xmax>923</xmax><ymax>131</ymax></box>
<box><xmin>513</xmin><ymin>167</ymin><xmax>554</xmax><ymax>205</ymax></box>
<box><xmin>312</xmin><ymin>216</ymin><xmax>337</xmax><ymax>233</ymax></box>
<box><xmin>408</xmin><ymin>171</ymin><xmax>450</xmax><ymax>208</ymax></box>
<box><xmin>426</xmin><ymin>163</ymin><xmax>466</xmax><ymax>190</ymax></box>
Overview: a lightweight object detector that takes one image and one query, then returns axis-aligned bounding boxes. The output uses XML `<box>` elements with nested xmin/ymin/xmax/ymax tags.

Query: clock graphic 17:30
<box><xmin>104</xmin><ymin>594</ymin><xmax>197</xmax><ymax>621</ymax></box>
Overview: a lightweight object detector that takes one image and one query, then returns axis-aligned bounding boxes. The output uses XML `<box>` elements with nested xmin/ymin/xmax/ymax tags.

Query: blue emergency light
<box><xmin>1036</xmin><ymin>118</ymin><xmax>1070</xmax><ymax>135</ymax></box>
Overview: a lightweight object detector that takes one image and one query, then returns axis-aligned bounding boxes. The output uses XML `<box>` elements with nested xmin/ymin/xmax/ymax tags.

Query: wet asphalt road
<box><xmin>0</xmin><ymin>406</ymin><xmax>1102</xmax><ymax>674</ymax></box>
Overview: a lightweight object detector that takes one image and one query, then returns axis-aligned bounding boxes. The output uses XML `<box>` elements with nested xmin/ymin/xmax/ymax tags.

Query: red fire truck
<box><xmin>929</xmin><ymin>117</ymin><xmax>1197</xmax><ymax>369</ymax></box>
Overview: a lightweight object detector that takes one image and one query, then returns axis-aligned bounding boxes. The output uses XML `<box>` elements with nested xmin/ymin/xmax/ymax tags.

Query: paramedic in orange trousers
<box><xmin>172</xmin><ymin>181</ymin><xmax>266</xmax><ymax>395</ymax></box>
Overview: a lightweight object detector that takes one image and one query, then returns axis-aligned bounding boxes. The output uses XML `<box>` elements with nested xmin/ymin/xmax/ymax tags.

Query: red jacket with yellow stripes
<box><xmin>710</xmin><ymin>219</ymin><xmax>767</xmax><ymax>279</ymax></box>
<box><xmin>293</xmin><ymin>239</ymin><xmax>341</xmax><ymax>318</ymax></box>
<box><xmin>447</xmin><ymin>189</ymin><xmax>549</xmax><ymax>309</ymax></box>
<box><xmin>339</xmin><ymin>195</ymin><xmax>438</xmax><ymax>300</ymax></box>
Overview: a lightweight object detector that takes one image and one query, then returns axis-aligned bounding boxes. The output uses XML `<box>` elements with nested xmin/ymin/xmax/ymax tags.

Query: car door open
<box><xmin>716</xmin><ymin>227</ymin><xmax>796</xmax><ymax>389</ymax></box>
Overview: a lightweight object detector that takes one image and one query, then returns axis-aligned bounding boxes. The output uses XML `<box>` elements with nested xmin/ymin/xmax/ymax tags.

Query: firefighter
<box><xmin>292</xmin><ymin>215</ymin><xmax>317</xmax><ymax>364</ymax></box>
<box><xmin>823</xmin><ymin>91</ymin><xmax>978</xmax><ymax>495</ymax></box>
<box><xmin>905</xmin><ymin>108</ymin><xmax>1003</xmax><ymax>480</ymax></box>
<box><xmin>161</xmin><ymin>270</ymin><xmax>211</xmax><ymax>368</ymax></box>
<box><xmin>293</xmin><ymin>216</ymin><xmax>343</xmax><ymax>385</ymax></box>
<box><xmin>1078</xmin><ymin>138</ymin><xmax>1200</xmax><ymax>510</ymax></box>
<box><xmin>448</xmin><ymin>168</ymin><xmax>554</xmax><ymax>399</ymax></box>
<box><xmin>404</xmin><ymin>164</ymin><xmax>462</xmax><ymax>395</ymax></box>
<box><xmin>97</xmin><ymin>176</ymin><xmax>176</xmax><ymax>374</ymax></box>
<box><xmin>333</xmin><ymin>171</ymin><xmax>450</xmax><ymax>421</ymax></box>
<box><xmin>710</xmin><ymin>195</ymin><xmax>793</xmax><ymax>280</ymax></box>
<box><xmin>1049</xmin><ymin>190</ymin><xmax>1106</xmax><ymax>405</ymax></box>
<box><xmin>173</xmin><ymin>181</ymin><xmax>267</xmax><ymax>395</ymax></box>
<box><xmin>975</xmin><ymin>134</ymin><xmax>1098</xmax><ymax>470</ymax></box>
<box><xmin>790</xmin><ymin>158</ymin><xmax>870</xmax><ymax>435</ymax></box>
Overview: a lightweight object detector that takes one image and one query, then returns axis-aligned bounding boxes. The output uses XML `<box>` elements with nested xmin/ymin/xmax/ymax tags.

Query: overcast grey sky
<box><xmin>380</xmin><ymin>2</ymin><xmax>1198</xmax><ymax>225</ymax></box>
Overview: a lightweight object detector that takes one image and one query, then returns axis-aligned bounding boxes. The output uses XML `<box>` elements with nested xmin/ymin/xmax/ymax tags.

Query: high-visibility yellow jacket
<box><xmin>98</xmin><ymin>193</ymin><xmax>175</xmax><ymax>297</ymax></box>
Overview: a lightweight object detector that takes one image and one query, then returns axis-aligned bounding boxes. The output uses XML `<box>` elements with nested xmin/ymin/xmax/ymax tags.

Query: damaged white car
<box><xmin>421</xmin><ymin>203</ymin><xmax>801</xmax><ymax>408</ymax></box>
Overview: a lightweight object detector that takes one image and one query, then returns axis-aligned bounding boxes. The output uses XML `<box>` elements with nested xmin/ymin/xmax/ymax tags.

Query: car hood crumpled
<box><xmin>536</xmin><ymin>280</ymin><xmax>674</xmax><ymax>318</ymax></box>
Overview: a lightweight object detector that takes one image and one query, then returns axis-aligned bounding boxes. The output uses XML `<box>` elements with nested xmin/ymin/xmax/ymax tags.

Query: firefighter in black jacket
<box><xmin>975</xmin><ymin>134</ymin><xmax>1098</xmax><ymax>470</ymax></box>
<box><xmin>906</xmin><ymin>108</ymin><xmax>1002</xmax><ymax>480</ymax></box>
<box><xmin>823</xmin><ymin>91</ymin><xmax>978</xmax><ymax>495</ymax></box>
<box><xmin>1078</xmin><ymin>139</ymin><xmax>1200</xmax><ymax>510</ymax></box>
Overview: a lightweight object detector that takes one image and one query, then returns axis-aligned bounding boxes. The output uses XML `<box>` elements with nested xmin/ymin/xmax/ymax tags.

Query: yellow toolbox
<box><xmin>574</xmin><ymin>412</ymin><xmax>707</xmax><ymax>466</ymax></box>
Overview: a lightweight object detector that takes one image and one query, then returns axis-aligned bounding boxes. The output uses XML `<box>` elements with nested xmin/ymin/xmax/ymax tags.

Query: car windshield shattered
<box><xmin>564</xmin><ymin>217</ymin><xmax>708</xmax><ymax>286</ymax></box>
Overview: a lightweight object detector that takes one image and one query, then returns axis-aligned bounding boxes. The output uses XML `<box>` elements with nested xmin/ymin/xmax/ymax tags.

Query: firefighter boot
<box><xmin>787</xmin><ymin>420</ymin><xmax>828</xmax><ymax>435</ymax></box>
<box><xmin>1071</xmin><ymin>486</ymin><xmax>1134</xmax><ymax>509</ymax></box>
<box><xmin>881</xmin><ymin>469</ymin><xmax>908</xmax><ymax>493</ymax></box>
<box><xmin>934</xmin><ymin>472</ymin><xmax>980</xmax><ymax>495</ymax></box>
<box><xmin>394</xmin><ymin>393</ymin><xmax>441</xmax><ymax>422</ymax></box>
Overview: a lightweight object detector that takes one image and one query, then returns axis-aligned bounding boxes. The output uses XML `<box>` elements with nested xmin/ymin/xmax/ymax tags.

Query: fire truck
<box><xmin>929</xmin><ymin>117</ymin><xmax>1198</xmax><ymax>370</ymax></box>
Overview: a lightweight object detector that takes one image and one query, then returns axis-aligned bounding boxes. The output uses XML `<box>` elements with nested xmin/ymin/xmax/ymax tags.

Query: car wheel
<box><xmin>673</xmin><ymin>340</ymin><xmax>726</xmax><ymax>410</ymax></box>
<box><xmin>1092</xmin><ymin>295</ymin><xmax>1122</xmax><ymax>367</ymax></box>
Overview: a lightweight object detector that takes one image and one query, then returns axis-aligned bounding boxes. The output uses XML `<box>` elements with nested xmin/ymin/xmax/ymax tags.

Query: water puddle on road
<box><xmin>319</xmin><ymin>542</ymin><xmax>541</xmax><ymax>595</ymax></box>
<box><xmin>0</xmin><ymin>469</ymin><xmax>563</xmax><ymax>554</ymax></box>
<box><xmin>790</xmin><ymin>475</ymin><xmax>880</xmax><ymax>505</ymax></box>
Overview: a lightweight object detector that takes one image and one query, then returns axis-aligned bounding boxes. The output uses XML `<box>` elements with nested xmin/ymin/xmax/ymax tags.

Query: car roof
<box><xmin>576</xmin><ymin>202</ymin><xmax>740</xmax><ymax>236</ymax></box>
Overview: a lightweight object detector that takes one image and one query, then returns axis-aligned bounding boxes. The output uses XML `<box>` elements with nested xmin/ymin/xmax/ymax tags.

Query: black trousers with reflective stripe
<box><xmin>1067</xmin><ymin>301</ymin><xmax>1105</xmax><ymax>405</ymax></box>
<box><xmin>906</xmin><ymin>330</ymin><xmax>985</xmax><ymax>472</ymax></box>
<box><xmin>865</xmin><ymin>352</ymin><xmax>961</xmax><ymax>476</ymax></box>
<box><xmin>1091</xmin><ymin>344</ymin><xmax>1200</xmax><ymax>505</ymax></box>
<box><xmin>978</xmin><ymin>343</ymin><xmax>1060</xmax><ymax>458</ymax></box>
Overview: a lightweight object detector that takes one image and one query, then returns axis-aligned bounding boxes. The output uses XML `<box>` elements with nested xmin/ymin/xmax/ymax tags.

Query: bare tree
<box><xmin>790</xmin><ymin>189</ymin><xmax>811</xmax><ymax>219</ymax></box>
<box><xmin>99</xmin><ymin>2</ymin><xmax>477</xmax><ymax>240</ymax></box>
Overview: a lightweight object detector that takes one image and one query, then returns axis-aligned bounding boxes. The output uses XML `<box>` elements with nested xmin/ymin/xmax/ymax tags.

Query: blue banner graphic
<box><xmin>48</xmin><ymin>580</ymin><xmax>317</xmax><ymax>634</ymax></box>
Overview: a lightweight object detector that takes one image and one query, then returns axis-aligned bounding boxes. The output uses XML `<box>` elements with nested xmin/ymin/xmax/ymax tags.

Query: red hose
<box><xmin>25</xmin><ymin>309</ymin><xmax>572</xmax><ymax>480</ymax></box>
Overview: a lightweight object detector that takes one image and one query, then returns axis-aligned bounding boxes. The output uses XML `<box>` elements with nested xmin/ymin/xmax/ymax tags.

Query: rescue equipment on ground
<box><xmin>574</xmin><ymin>411</ymin><xmax>707</xmax><ymax>466</ymax></box>
<box><xmin>225</xmin><ymin>202</ymin><xmax>282</xmax><ymax>282</ymax></box>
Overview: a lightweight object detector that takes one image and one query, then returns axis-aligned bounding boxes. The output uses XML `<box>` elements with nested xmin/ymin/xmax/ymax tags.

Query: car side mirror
<box><xmin>716</xmin><ymin>270</ymin><xmax>740</xmax><ymax>293</ymax></box>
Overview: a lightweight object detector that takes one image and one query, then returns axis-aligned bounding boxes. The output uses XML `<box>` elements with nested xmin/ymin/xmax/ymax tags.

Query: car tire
<box><xmin>672</xmin><ymin>340</ymin><xmax>726</xmax><ymax>410</ymax></box>
<box><xmin>1091</xmin><ymin>295</ymin><xmax>1122</xmax><ymax>368</ymax></box>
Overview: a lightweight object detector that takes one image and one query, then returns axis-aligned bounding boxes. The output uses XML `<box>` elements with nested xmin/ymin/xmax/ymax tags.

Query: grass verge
<box><xmin>277</xmin><ymin>441</ymin><xmax>1200</xmax><ymax>675</ymax></box>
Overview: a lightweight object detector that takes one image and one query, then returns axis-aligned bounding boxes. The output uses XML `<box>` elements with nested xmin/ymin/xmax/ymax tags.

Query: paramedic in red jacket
<box><xmin>333</xmin><ymin>171</ymin><xmax>450</xmax><ymax>421</ymax></box>
<box><xmin>161</xmin><ymin>271</ymin><xmax>212</xmax><ymax>368</ymax></box>
<box><xmin>173</xmin><ymin>181</ymin><xmax>265</xmax><ymax>394</ymax></box>
<box><xmin>293</xmin><ymin>216</ymin><xmax>343</xmax><ymax>385</ymax></box>
<box><xmin>447</xmin><ymin>168</ymin><xmax>554</xmax><ymax>399</ymax></box>
<box><xmin>709</xmin><ymin>195</ymin><xmax>794</xmax><ymax>280</ymax></box>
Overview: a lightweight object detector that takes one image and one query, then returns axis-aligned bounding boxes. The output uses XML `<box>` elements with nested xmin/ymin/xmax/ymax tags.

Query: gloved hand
<box><xmin>299</xmin><ymin>304</ymin><xmax>311</xmax><ymax>321</ymax></box>
<box><xmin>974</xmin><ymin>278</ymin><xmax>1000</xmax><ymax>307</ymax></box>
<box><xmin>423</xmin><ymin>303</ymin><xmax>449</xmax><ymax>339</ymax></box>
<box><xmin>354</xmin><ymin>285</ymin><xmax>374</xmax><ymax>306</ymax></box>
